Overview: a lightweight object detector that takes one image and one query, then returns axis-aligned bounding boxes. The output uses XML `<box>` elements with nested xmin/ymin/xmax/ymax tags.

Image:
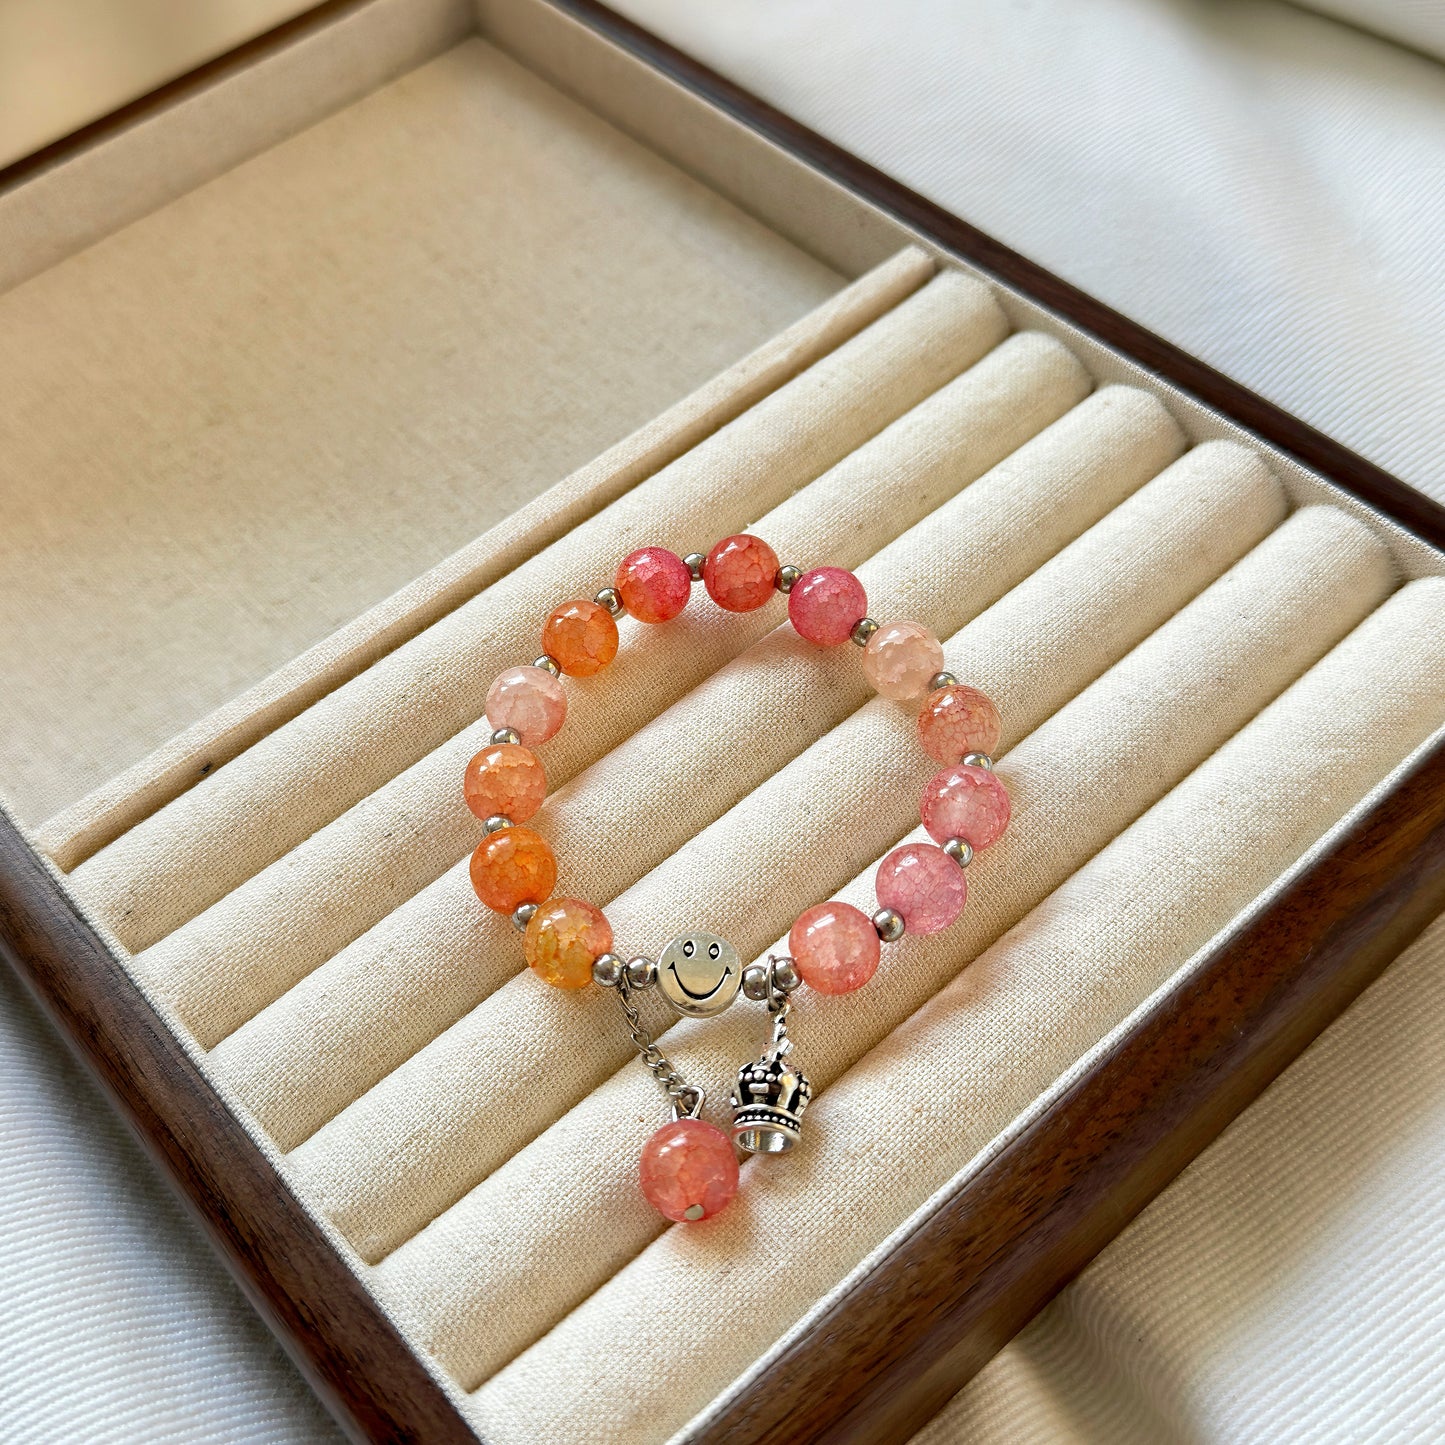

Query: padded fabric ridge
<box><xmin>137</xmin><ymin>327</ymin><xmax>1086</xmax><ymax>1046</ymax></box>
<box><xmin>73</xmin><ymin>270</ymin><xmax>1007</xmax><ymax>952</ymax></box>
<box><xmin>212</xmin><ymin>383</ymin><xmax>1183</xmax><ymax>1149</ymax></box>
<box><xmin>287</xmin><ymin>449</ymin><xmax>1342</xmax><ymax>1268</ymax></box>
<box><xmin>465</xmin><ymin>581</ymin><xmax>1444</xmax><ymax>1445</ymax></box>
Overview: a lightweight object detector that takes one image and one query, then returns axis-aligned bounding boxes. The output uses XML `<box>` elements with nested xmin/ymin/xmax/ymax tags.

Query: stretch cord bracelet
<box><xmin>463</xmin><ymin>536</ymin><xmax>1010</xmax><ymax>1224</ymax></box>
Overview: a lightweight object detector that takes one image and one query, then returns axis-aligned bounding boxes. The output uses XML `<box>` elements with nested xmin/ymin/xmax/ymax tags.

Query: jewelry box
<box><xmin>2</xmin><ymin>1</ymin><xmax>1443</xmax><ymax>1440</ymax></box>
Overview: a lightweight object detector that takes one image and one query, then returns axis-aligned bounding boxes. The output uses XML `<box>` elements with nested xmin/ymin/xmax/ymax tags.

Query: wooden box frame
<box><xmin>2</xmin><ymin>2</ymin><xmax>1444</xmax><ymax>1441</ymax></box>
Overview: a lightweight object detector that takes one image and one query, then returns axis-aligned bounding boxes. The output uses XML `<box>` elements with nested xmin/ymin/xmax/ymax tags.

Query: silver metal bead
<box><xmin>962</xmin><ymin>752</ymin><xmax>994</xmax><ymax>772</ymax></box>
<box><xmin>683</xmin><ymin>552</ymin><xmax>706</xmax><ymax>582</ymax></box>
<box><xmin>943</xmin><ymin>837</ymin><xmax>974</xmax><ymax>868</ymax></box>
<box><xmin>594</xmin><ymin>585</ymin><xmax>624</xmax><ymax>618</ymax></box>
<box><xmin>741</xmin><ymin>963</ymin><xmax>771</xmax><ymax>1002</ymax></box>
<box><xmin>483</xmin><ymin>814</ymin><xmax>513</xmax><ymax>834</ymax></box>
<box><xmin>490</xmin><ymin>726</ymin><xmax>521</xmax><ymax>746</ymax></box>
<box><xmin>928</xmin><ymin>671</ymin><xmax>958</xmax><ymax>692</ymax></box>
<box><xmin>771</xmin><ymin>957</ymin><xmax>802</xmax><ymax>994</ymax></box>
<box><xmin>873</xmin><ymin>907</ymin><xmax>905</xmax><ymax>943</ymax></box>
<box><xmin>850</xmin><ymin>617</ymin><xmax>879</xmax><ymax>647</ymax></box>
<box><xmin>532</xmin><ymin>654</ymin><xmax>561</xmax><ymax>678</ymax></box>
<box><xmin>592</xmin><ymin>953</ymin><xmax>624</xmax><ymax>988</ymax></box>
<box><xmin>625</xmin><ymin>956</ymin><xmax>658</xmax><ymax>989</ymax></box>
<box><xmin>511</xmin><ymin>901</ymin><xmax>538</xmax><ymax>932</ymax></box>
<box><xmin>775</xmin><ymin>564</ymin><xmax>802</xmax><ymax>594</ymax></box>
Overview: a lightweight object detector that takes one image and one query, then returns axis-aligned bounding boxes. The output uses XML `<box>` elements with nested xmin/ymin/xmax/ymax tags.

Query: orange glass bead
<box><xmin>524</xmin><ymin>896</ymin><xmax>613</xmax><ymax>989</ymax></box>
<box><xmin>463</xmin><ymin>743</ymin><xmax>546</xmax><ymax>823</ymax></box>
<box><xmin>702</xmin><ymin>534</ymin><xmax>780</xmax><ymax>612</ymax></box>
<box><xmin>470</xmin><ymin>826</ymin><xmax>557</xmax><ymax>913</ymax></box>
<box><xmin>542</xmin><ymin>599</ymin><xmax>619</xmax><ymax>677</ymax></box>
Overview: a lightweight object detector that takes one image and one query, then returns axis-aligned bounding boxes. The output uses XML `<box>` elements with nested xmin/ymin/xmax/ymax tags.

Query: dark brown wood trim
<box><xmin>691</xmin><ymin>734</ymin><xmax>1445</xmax><ymax>1444</ymax></box>
<box><xmin>547</xmin><ymin>0</ymin><xmax>1445</xmax><ymax>555</ymax></box>
<box><xmin>0</xmin><ymin>809</ymin><xmax>478</xmax><ymax>1445</ymax></box>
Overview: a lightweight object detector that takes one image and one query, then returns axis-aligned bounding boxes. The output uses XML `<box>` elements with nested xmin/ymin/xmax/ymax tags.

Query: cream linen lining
<box><xmin>35</xmin><ymin>259</ymin><xmax>1445</xmax><ymax>1441</ymax></box>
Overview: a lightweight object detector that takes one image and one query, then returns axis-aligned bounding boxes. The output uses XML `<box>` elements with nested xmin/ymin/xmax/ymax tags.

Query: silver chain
<box><xmin>615</xmin><ymin>978</ymin><xmax>704</xmax><ymax>1116</ymax></box>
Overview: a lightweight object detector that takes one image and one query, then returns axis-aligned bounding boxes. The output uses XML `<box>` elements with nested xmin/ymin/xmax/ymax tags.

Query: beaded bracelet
<box><xmin>464</xmin><ymin>535</ymin><xmax>1009</xmax><ymax>1224</ymax></box>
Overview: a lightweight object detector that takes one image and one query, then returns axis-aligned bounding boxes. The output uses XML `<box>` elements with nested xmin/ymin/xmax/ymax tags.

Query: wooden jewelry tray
<box><xmin>1</xmin><ymin>1</ymin><xmax>1443</xmax><ymax>1441</ymax></box>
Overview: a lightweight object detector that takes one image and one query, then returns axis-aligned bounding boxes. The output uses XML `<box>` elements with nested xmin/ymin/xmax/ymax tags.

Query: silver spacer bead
<box><xmin>594</xmin><ymin>585</ymin><xmax>624</xmax><ymax>618</ymax></box>
<box><xmin>943</xmin><ymin>837</ymin><xmax>974</xmax><ymax>868</ymax></box>
<box><xmin>592</xmin><ymin>953</ymin><xmax>624</xmax><ymax>988</ymax></box>
<box><xmin>873</xmin><ymin>907</ymin><xmax>905</xmax><ymax>943</ymax></box>
<box><xmin>532</xmin><ymin>654</ymin><xmax>561</xmax><ymax>678</ymax></box>
<box><xmin>512</xmin><ymin>901</ymin><xmax>539</xmax><ymax>932</ymax></box>
<box><xmin>491</xmin><ymin>726</ymin><xmax>521</xmax><ymax>746</ymax></box>
<box><xmin>962</xmin><ymin>752</ymin><xmax>994</xmax><ymax>772</ymax></box>
<box><xmin>741</xmin><ymin>962</ymin><xmax>771</xmax><ymax>1002</ymax></box>
<box><xmin>683</xmin><ymin>552</ymin><xmax>706</xmax><ymax>582</ymax></box>
<box><xmin>850</xmin><ymin>617</ymin><xmax>879</xmax><ymax>647</ymax></box>
<box><xmin>484</xmin><ymin>814</ymin><xmax>513</xmax><ymax>834</ymax></box>
<box><xmin>928</xmin><ymin>671</ymin><xmax>958</xmax><ymax>692</ymax></box>
<box><xmin>775</xmin><ymin>564</ymin><xmax>802</xmax><ymax>594</ymax></box>
<box><xmin>625</xmin><ymin>955</ymin><xmax>658</xmax><ymax>989</ymax></box>
<box><xmin>771</xmin><ymin>957</ymin><xmax>802</xmax><ymax>993</ymax></box>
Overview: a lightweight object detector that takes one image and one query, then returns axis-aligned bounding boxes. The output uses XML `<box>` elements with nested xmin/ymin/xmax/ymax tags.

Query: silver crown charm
<box><xmin>731</xmin><ymin>1044</ymin><xmax>812</xmax><ymax>1155</ymax></box>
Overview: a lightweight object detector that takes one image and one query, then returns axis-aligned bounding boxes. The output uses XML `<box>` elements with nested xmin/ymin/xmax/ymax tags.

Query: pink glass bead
<box><xmin>918</xmin><ymin>684</ymin><xmax>1002</xmax><ymax>764</ymax></box>
<box><xmin>615</xmin><ymin>547</ymin><xmax>692</xmax><ymax>624</ymax></box>
<box><xmin>702</xmin><ymin>534</ymin><xmax>779</xmax><ymax>612</ymax></box>
<box><xmin>639</xmin><ymin>1117</ymin><xmax>739</xmax><ymax>1222</ymax></box>
<box><xmin>875</xmin><ymin>842</ymin><xmax>966</xmax><ymax>936</ymax></box>
<box><xmin>862</xmin><ymin>620</ymin><xmax>944</xmax><ymax>700</ymax></box>
<box><xmin>920</xmin><ymin>764</ymin><xmax>1011</xmax><ymax>851</ymax></box>
<box><xmin>485</xmin><ymin>665</ymin><xmax>567</xmax><ymax>747</ymax></box>
<box><xmin>789</xmin><ymin>901</ymin><xmax>880</xmax><ymax>994</ymax></box>
<box><xmin>788</xmin><ymin>566</ymin><xmax>867</xmax><ymax>647</ymax></box>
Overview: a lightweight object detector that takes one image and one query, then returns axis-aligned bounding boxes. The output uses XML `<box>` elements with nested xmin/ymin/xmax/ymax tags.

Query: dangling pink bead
<box><xmin>920</xmin><ymin>764</ymin><xmax>1011</xmax><ymax>851</ymax></box>
<box><xmin>639</xmin><ymin>1117</ymin><xmax>739</xmax><ymax>1222</ymax></box>
<box><xmin>789</xmin><ymin>901</ymin><xmax>880</xmax><ymax>994</ymax></box>
<box><xmin>875</xmin><ymin>842</ymin><xmax>966</xmax><ymax>935</ymax></box>
<box><xmin>788</xmin><ymin>566</ymin><xmax>867</xmax><ymax>647</ymax></box>
<box><xmin>862</xmin><ymin>620</ymin><xmax>944</xmax><ymax>699</ymax></box>
<box><xmin>918</xmin><ymin>684</ymin><xmax>1002</xmax><ymax>763</ymax></box>
<box><xmin>486</xmin><ymin>665</ymin><xmax>567</xmax><ymax>746</ymax></box>
<box><xmin>615</xmin><ymin>547</ymin><xmax>692</xmax><ymax>624</ymax></box>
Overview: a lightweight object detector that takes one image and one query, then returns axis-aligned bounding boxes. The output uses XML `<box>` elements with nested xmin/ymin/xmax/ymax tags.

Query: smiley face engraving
<box><xmin>657</xmin><ymin>931</ymin><xmax>742</xmax><ymax>1018</ymax></box>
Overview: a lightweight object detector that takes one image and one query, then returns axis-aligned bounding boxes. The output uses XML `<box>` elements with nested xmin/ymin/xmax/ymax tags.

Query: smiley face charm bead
<box><xmin>657</xmin><ymin>932</ymin><xmax>742</xmax><ymax>1018</ymax></box>
<box><xmin>464</xmin><ymin>533</ymin><xmax>1010</xmax><ymax>1223</ymax></box>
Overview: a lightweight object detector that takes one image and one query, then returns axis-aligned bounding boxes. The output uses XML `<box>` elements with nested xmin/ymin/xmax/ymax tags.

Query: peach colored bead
<box><xmin>702</xmin><ymin>534</ymin><xmax>779</xmax><ymax>612</ymax></box>
<box><xmin>789</xmin><ymin>900</ymin><xmax>880</xmax><ymax>994</ymax></box>
<box><xmin>615</xmin><ymin>547</ymin><xmax>692</xmax><ymax>624</ymax></box>
<box><xmin>920</xmin><ymin>764</ymin><xmax>1011</xmax><ymax>851</ymax></box>
<box><xmin>788</xmin><ymin>566</ymin><xmax>867</xmax><ymax>647</ymax></box>
<box><xmin>542</xmin><ymin>599</ymin><xmax>619</xmax><ymax>677</ymax></box>
<box><xmin>639</xmin><ymin>1117</ymin><xmax>739</xmax><ymax>1222</ymax></box>
<box><xmin>462</xmin><ymin>743</ymin><xmax>546</xmax><ymax>823</ymax></box>
<box><xmin>469</xmin><ymin>826</ymin><xmax>557</xmax><ymax>914</ymax></box>
<box><xmin>918</xmin><ymin>684</ymin><xmax>1002</xmax><ymax>764</ymax></box>
<box><xmin>875</xmin><ymin>842</ymin><xmax>966</xmax><ymax>936</ymax></box>
<box><xmin>862</xmin><ymin>620</ymin><xmax>945</xmax><ymax>700</ymax></box>
<box><xmin>524</xmin><ymin>896</ymin><xmax>613</xmax><ymax>989</ymax></box>
<box><xmin>486</xmin><ymin>665</ymin><xmax>567</xmax><ymax>746</ymax></box>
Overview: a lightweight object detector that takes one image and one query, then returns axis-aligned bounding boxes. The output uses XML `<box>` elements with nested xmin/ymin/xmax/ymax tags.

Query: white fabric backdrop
<box><xmin>1</xmin><ymin>1</ymin><xmax>1443</xmax><ymax>1441</ymax></box>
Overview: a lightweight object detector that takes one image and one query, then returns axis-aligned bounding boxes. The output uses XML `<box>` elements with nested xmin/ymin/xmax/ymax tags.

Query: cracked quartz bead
<box><xmin>462</xmin><ymin>743</ymin><xmax>546</xmax><ymax>824</ymax></box>
<box><xmin>542</xmin><ymin>598</ymin><xmax>619</xmax><ymax>677</ymax></box>
<box><xmin>615</xmin><ymin>546</ymin><xmax>692</xmax><ymax>624</ymax></box>
<box><xmin>702</xmin><ymin>534</ymin><xmax>779</xmax><ymax>612</ymax></box>
<box><xmin>862</xmin><ymin>620</ymin><xmax>945</xmax><ymax>700</ymax></box>
<box><xmin>470</xmin><ymin>826</ymin><xmax>557</xmax><ymax>913</ymax></box>
<box><xmin>524</xmin><ymin>896</ymin><xmax>613</xmax><ymax>989</ymax></box>
<box><xmin>639</xmin><ymin>1117</ymin><xmax>739</xmax><ymax>1223</ymax></box>
<box><xmin>485</xmin><ymin>665</ymin><xmax>567</xmax><ymax>746</ymax></box>
<box><xmin>788</xmin><ymin>566</ymin><xmax>867</xmax><ymax>647</ymax></box>
<box><xmin>875</xmin><ymin>842</ymin><xmax>966</xmax><ymax>935</ymax></box>
<box><xmin>918</xmin><ymin>683</ymin><xmax>1002</xmax><ymax>763</ymax></box>
<box><xmin>920</xmin><ymin>763</ymin><xmax>1011</xmax><ymax>851</ymax></box>
<box><xmin>789</xmin><ymin>900</ymin><xmax>881</xmax><ymax>994</ymax></box>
